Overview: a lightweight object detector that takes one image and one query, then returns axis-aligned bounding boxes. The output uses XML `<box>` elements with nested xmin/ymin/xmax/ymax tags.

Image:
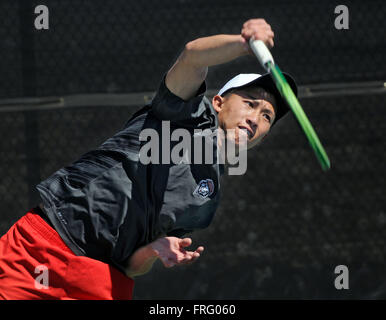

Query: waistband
<box><xmin>35</xmin><ymin>205</ymin><xmax>54</xmax><ymax>228</ymax></box>
<box><xmin>25</xmin><ymin>207</ymin><xmax>74</xmax><ymax>255</ymax></box>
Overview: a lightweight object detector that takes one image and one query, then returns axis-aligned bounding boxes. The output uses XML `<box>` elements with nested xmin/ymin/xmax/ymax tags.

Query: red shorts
<box><xmin>0</xmin><ymin>208</ymin><xmax>134</xmax><ymax>300</ymax></box>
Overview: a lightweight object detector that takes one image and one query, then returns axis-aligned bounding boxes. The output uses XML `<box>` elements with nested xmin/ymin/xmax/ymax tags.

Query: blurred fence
<box><xmin>1</xmin><ymin>0</ymin><xmax>385</xmax><ymax>98</ymax></box>
<box><xmin>0</xmin><ymin>0</ymin><xmax>385</xmax><ymax>299</ymax></box>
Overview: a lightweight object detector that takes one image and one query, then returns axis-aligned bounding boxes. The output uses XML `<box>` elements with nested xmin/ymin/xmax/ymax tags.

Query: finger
<box><xmin>267</xmin><ymin>38</ymin><xmax>274</xmax><ymax>48</ymax></box>
<box><xmin>244</xmin><ymin>18</ymin><xmax>266</xmax><ymax>26</ymax></box>
<box><xmin>178</xmin><ymin>253</ymin><xmax>194</xmax><ymax>264</ymax></box>
<box><xmin>245</xmin><ymin>20</ymin><xmax>269</xmax><ymax>31</ymax></box>
<box><xmin>243</xmin><ymin>29</ymin><xmax>271</xmax><ymax>43</ymax></box>
<box><xmin>241</xmin><ymin>28</ymin><xmax>253</xmax><ymax>38</ymax></box>
<box><xmin>243</xmin><ymin>22</ymin><xmax>272</xmax><ymax>34</ymax></box>
<box><xmin>184</xmin><ymin>252</ymin><xmax>201</xmax><ymax>265</ymax></box>
<box><xmin>186</xmin><ymin>247</ymin><xmax>203</xmax><ymax>261</ymax></box>
<box><xmin>172</xmin><ymin>252</ymin><xmax>195</xmax><ymax>266</ymax></box>
<box><xmin>243</xmin><ymin>30</ymin><xmax>261</xmax><ymax>42</ymax></box>
<box><xmin>179</xmin><ymin>237</ymin><xmax>192</xmax><ymax>248</ymax></box>
<box><xmin>176</xmin><ymin>252</ymin><xmax>197</xmax><ymax>265</ymax></box>
<box><xmin>175</xmin><ymin>246</ymin><xmax>205</xmax><ymax>265</ymax></box>
<box><xmin>195</xmin><ymin>246</ymin><xmax>204</xmax><ymax>254</ymax></box>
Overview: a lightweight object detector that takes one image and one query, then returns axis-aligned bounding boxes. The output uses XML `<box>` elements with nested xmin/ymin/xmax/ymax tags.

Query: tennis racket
<box><xmin>249</xmin><ymin>38</ymin><xmax>331</xmax><ymax>171</ymax></box>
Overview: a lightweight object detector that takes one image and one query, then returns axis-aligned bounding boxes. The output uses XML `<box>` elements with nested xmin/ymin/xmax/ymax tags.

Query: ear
<box><xmin>212</xmin><ymin>95</ymin><xmax>224</xmax><ymax>113</ymax></box>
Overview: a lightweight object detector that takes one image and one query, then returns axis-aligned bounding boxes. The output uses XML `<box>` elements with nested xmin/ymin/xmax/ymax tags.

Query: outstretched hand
<box><xmin>150</xmin><ymin>237</ymin><xmax>204</xmax><ymax>268</ymax></box>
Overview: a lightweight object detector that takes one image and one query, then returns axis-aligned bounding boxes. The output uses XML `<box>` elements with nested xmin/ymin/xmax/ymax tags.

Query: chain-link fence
<box><xmin>0</xmin><ymin>0</ymin><xmax>385</xmax><ymax>299</ymax></box>
<box><xmin>1</xmin><ymin>0</ymin><xmax>385</xmax><ymax>99</ymax></box>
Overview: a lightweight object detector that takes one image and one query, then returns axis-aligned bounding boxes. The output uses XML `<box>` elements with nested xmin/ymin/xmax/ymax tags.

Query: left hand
<box><xmin>150</xmin><ymin>237</ymin><xmax>204</xmax><ymax>268</ymax></box>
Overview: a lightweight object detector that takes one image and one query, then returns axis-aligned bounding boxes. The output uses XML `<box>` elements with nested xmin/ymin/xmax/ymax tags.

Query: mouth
<box><xmin>238</xmin><ymin>126</ymin><xmax>254</xmax><ymax>140</ymax></box>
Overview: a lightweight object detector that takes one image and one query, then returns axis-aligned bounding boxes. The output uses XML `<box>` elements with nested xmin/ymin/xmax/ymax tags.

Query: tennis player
<box><xmin>0</xmin><ymin>18</ymin><xmax>297</xmax><ymax>299</ymax></box>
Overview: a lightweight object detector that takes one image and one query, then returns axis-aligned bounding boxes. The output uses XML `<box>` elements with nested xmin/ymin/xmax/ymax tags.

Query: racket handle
<box><xmin>249</xmin><ymin>38</ymin><xmax>274</xmax><ymax>71</ymax></box>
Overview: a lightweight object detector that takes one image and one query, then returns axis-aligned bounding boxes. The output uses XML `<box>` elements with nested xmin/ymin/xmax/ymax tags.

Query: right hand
<box><xmin>149</xmin><ymin>237</ymin><xmax>204</xmax><ymax>268</ymax></box>
<box><xmin>241</xmin><ymin>18</ymin><xmax>275</xmax><ymax>49</ymax></box>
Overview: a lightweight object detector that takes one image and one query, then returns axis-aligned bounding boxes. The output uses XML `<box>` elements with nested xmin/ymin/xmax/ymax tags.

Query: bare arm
<box><xmin>165</xmin><ymin>19</ymin><xmax>275</xmax><ymax>100</ymax></box>
<box><xmin>125</xmin><ymin>245</ymin><xmax>159</xmax><ymax>278</ymax></box>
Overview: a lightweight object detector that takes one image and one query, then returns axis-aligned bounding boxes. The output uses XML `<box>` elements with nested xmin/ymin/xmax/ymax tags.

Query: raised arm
<box><xmin>165</xmin><ymin>18</ymin><xmax>275</xmax><ymax>100</ymax></box>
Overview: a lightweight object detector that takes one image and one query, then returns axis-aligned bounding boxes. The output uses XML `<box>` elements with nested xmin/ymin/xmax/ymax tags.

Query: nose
<box><xmin>246</xmin><ymin>116</ymin><xmax>258</xmax><ymax>135</ymax></box>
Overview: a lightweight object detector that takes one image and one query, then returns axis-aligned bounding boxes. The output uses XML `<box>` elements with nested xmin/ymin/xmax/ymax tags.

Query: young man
<box><xmin>0</xmin><ymin>18</ymin><xmax>297</xmax><ymax>299</ymax></box>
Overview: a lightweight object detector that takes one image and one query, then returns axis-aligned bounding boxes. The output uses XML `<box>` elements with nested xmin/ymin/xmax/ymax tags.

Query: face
<box><xmin>212</xmin><ymin>86</ymin><xmax>277</xmax><ymax>150</ymax></box>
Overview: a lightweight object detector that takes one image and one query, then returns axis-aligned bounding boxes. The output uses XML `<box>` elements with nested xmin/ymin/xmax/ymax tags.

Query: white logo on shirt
<box><xmin>193</xmin><ymin>179</ymin><xmax>215</xmax><ymax>199</ymax></box>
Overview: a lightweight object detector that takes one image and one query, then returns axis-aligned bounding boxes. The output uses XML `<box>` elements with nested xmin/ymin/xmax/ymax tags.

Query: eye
<box><xmin>263</xmin><ymin>113</ymin><xmax>272</xmax><ymax>122</ymax></box>
<box><xmin>245</xmin><ymin>101</ymin><xmax>254</xmax><ymax>108</ymax></box>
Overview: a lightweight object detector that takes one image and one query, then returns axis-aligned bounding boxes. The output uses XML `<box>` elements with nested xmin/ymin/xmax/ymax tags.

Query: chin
<box><xmin>233</xmin><ymin>135</ymin><xmax>249</xmax><ymax>151</ymax></box>
<box><xmin>223</xmin><ymin>128</ymin><xmax>249</xmax><ymax>150</ymax></box>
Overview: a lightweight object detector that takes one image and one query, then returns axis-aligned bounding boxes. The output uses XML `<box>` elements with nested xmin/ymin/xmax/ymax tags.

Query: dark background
<box><xmin>0</xmin><ymin>0</ymin><xmax>385</xmax><ymax>299</ymax></box>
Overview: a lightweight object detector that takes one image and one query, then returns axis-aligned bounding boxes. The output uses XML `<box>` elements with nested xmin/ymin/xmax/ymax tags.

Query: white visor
<box><xmin>217</xmin><ymin>73</ymin><xmax>263</xmax><ymax>96</ymax></box>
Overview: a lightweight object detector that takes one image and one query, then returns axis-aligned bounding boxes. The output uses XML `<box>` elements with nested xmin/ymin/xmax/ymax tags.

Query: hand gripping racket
<box><xmin>249</xmin><ymin>38</ymin><xmax>331</xmax><ymax>171</ymax></box>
